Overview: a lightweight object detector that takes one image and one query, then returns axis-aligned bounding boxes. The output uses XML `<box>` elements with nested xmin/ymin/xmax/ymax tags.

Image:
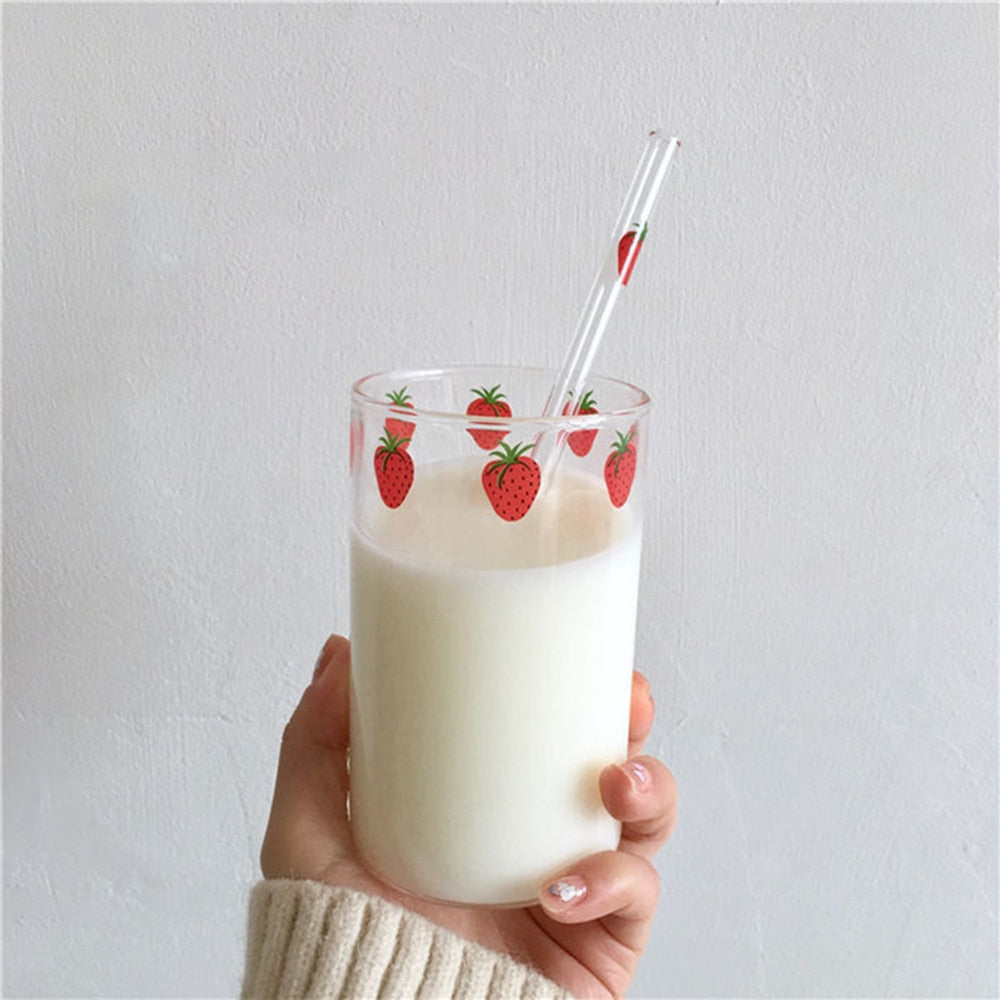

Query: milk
<box><xmin>349</xmin><ymin>460</ymin><xmax>641</xmax><ymax>906</ymax></box>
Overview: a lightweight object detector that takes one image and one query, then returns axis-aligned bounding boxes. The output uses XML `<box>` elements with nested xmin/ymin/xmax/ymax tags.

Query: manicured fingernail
<box><xmin>622</xmin><ymin>759</ymin><xmax>651</xmax><ymax>789</ymax></box>
<box><xmin>546</xmin><ymin>876</ymin><xmax>587</xmax><ymax>905</ymax></box>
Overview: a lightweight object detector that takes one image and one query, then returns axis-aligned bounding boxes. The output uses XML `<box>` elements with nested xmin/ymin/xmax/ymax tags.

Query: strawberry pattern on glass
<box><xmin>603</xmin><ymin>428</ymin><xmax>637</xmax><ymax>508</ymax></box>
<box><xmin>561</xmin><ymin>389</ymin><xmax>599</xmax><ymax>457</ymax></box>
<box><xmin>466</xmin><ymin>385</ymin><xmax>512</xmax><ymax>450</ymax></box>
<box><xmin>373</xmin><ymin>431</ymin><xmax>414</xmax><ymax>509</ymax></box>
<box><xmin>370</xmin><ymin>387</ymin><xmax>638</xmax><ymax>516</ymax></box>
<box><xmin>481</xmin><ymin>441</ymin><xmax>541</xmax><ymax>522</ymax></box>
<box><xmin>384</xmin><ymin>387</ymin><xmax>416</xmax><ymax>447</ymax></box>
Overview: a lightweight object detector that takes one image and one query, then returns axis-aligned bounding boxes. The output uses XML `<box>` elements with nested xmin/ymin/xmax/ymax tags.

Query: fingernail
<box><xmin>546</xmin><ymin>876</ymin><xmax>587</xmax><ymax>905</ymax></box>
<box><xmin>640</xmin><ymin>674</ymin><xmax>654</xmax><ymax>709</ymax></box>
<box><xmin>622</xmin><ymin>759</ymin><xmax>652</xmax><ymax>790</ymax></box>
<box><xmin>313</xmin><ymin>647</ymin><xmax>331</xmax><ymax>683</ymax></box>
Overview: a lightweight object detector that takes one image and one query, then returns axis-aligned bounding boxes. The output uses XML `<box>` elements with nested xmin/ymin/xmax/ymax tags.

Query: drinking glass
<box><xmin>349</xmin><ymin>364</ymin><xmax>649</xmax><ymax>906</ymax></box>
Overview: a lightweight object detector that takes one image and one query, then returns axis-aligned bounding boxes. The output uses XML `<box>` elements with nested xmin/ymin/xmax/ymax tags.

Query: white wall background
<box><xmin>3</xmin><ymin>4</ymin><xmax>996</xmax><ymax>998</ymax></box>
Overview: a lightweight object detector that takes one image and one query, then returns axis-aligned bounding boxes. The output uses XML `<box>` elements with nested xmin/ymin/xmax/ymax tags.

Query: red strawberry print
<box><xmin>374</xmin><ymin>432</ymin><xmax>414</xmax><ymax>509</ymax></box>
<box><xmin>481</xmin><ymin>441</ymin><xmax>541</xmax><ymax>522</ymax></box>
<box><xmin>384</xmin><ymin>386</ymin><xmax>416</xmax><ymax>446</ymax></box>
<box><xmin>617</xmin><ymin>222</ymin><xmax>648</xmax><ymax>286</ymax></box>
<box><xmin>561</xmin><ymin>389</ymin><xmax>599</xmax><ymax>457</ymax></box>
<box><xmin>466</xmin><ymin>385</ymin><xmax>512</xmax><ymax>450</ymax></box>
<box><xmin>604</xmin><ymin>428</ymin><xmax>637</xmax><ymax>508</ymax></box>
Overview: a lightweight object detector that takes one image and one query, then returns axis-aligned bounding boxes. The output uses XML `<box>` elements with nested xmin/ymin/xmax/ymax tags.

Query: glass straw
<box><xmin>536</xmin><ymin>130</ymin><xmax>680</xmax><ymax>472</ymax></box>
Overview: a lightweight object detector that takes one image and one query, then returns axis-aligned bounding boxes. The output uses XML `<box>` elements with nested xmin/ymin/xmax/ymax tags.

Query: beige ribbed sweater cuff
<box><xmin>242</xmin><ymin>879</ymin><xmax>574</xmax><ymax>999</ymax></box>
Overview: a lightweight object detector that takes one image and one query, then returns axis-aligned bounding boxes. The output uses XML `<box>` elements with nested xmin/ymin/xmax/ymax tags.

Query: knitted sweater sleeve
<box><xmin>242</xmin><ymin>879</ymin><xmax>574</xmax><ymax>999</ymax></box>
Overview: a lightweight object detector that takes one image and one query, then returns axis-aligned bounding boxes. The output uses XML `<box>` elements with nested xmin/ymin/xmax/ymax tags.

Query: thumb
<box><xmin>260</xmin><ymin>635</ymin><xmax>353</xmax><ymax>879</ymax></box>
<box><xmin>289</xmin><ymin>634</ymin><xmax>351</xmax><ymax>749</ymax></box>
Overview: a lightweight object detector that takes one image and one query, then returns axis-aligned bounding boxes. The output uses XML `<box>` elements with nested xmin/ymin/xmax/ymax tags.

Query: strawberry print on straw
<box><xmin>374</xmin><ymin>432</ymin><xmax>414</xmax><ymax>509</ymax></box>
<box><xmin>466</xmin><ymin>385</ymin><xmax>511</xmax><ymax>451</ymax></box>
<box><xmin>384</xmin><ymin>387</ymin><xmax>416</xmax><ymax>447</ymax></box>
<box><xmin>604</xmin><ymin>428</ymin><xmax>637</xmax><ymax>508</ymax></box>
<box><xmin>617</xmin><ymin>222</ymin><xmax>648</xmax><ymax>286</ymax></box>
<box><xmin>482</xmin><ymin>441</ymin><xmax>540</xmax><ymax>522</ymax></box>
<box><xmin>561</xmin><ymin>389</ymin><xmax>599</xmax><ymax>457</ymax></box>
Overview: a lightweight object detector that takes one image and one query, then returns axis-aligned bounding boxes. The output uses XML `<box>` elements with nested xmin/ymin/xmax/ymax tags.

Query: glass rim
<box><xmin>351</xmin><ymin>364</ymin><xmax>651</xmax><ymax>428</ymax></box>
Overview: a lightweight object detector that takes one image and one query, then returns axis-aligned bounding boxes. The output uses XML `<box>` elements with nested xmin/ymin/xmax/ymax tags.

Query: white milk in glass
<box><xmin>350</xmin><ymin>460</ymin><xmax>641</xmax><ymax>906</ymax></box>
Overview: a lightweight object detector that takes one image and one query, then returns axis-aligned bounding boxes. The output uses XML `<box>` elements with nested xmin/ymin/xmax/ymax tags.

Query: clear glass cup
<box><xmin>348</xmin><ymin>365</ymin><xmax>649</xmax><ymax>906</ymax></box>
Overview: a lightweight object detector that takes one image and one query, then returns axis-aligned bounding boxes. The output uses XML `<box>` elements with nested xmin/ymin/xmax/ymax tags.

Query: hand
<box><xmin>260</xmin><ymin>635</ymin><xmax>678</xmax><ymax>999</ymax></box>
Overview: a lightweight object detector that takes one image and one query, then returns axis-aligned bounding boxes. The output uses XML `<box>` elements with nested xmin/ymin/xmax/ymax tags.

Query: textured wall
<box><xmin>3</xmin><ymin>5</ymin><xmax>996</xmax><ymax>997</ymax></box>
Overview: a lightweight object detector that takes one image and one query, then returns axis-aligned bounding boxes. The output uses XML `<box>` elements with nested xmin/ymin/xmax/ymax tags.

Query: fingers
<box><xmin>260</xmin><ymin>635</ymin><xmax>353</xmax><ymax>878</ymax></box>
<box><xmin>619</xmin><ymin>673</ymin><xmax>676</xmax><ymax>860</ymax></box>
<box><xmin>313</xmin><ymin>633</ymin><xmax>349</xmax><ymax>684</ymax></box>
<box><xmin>599</xmin><ymin>756</ymin><xmax>678</xmax><ymax>860</ymax></box>
<box><xmin>291</xmin><ymin>633</ymin><xmax>351</xmax><ymax>749</ymax></box>
<box><xmin>627</xmin><ymin>671</ymin><xmax>654</xmax><ymax>757</ymax></box>
<box><xmin>535</xmin><ymin>738</ymin><xmax>675</xmax><ymax>955</ymax></box>
<box><xmin>538</xmin><ymin>849</ymin><xmax>660</xmax><ymax>927</ymax></box>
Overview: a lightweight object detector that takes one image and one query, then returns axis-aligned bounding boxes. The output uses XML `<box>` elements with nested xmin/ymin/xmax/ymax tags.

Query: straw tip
<box><xmin>648</xmin><ymin>130</ymin><xmax>682</xmax><ymax>149</ymax></box>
